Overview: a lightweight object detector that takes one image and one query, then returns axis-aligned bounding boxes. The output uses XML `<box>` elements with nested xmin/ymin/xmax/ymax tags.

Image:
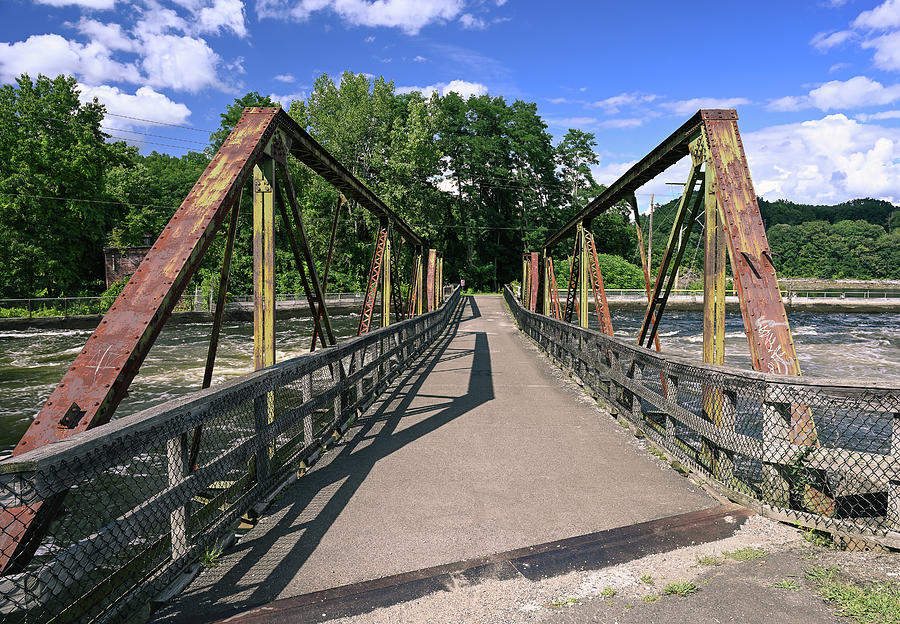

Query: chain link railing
<box><xmin>504</xmin><ymin>286</ymin><xmax>900</xmax><ymax>548</ymax></box>
<box><xmin>0</xmin><ymin>286</ymin><xmax>460</xmax><ymax>623</ymax></box>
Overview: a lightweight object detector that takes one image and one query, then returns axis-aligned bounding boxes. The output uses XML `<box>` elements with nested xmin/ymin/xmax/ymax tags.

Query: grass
<box><xmin>695</xmin><ymin>554</ymin><xmax>723</xmax><ymax>567</ymax></box>
<box><xmin>772</xmin><ymin>579</ymin><xmax>801</xmax><ymax>591</ymax></box>
<box><xmin>805</xmin><ymin>565</ymin><xmax>900</xmax><ymax>623</ymax></box>
<box><xmin>639</xmin><ymin>574</ymin><xmax>654</xmax><ymax>585</ymax></box>
<box><xmin>201</xmin><ymin>545</ymin><xmax>224</xmax><ymax>569</ymax></box>
<box><xmin>601</xmin><ymin>587</ymin><xmax>616</xmax><ymax>599</ymax></box>
<box><xmin>802</xmin><ymin>527</ymin><xmax>833</xmax><ymax>548</ymax></box>
<box><xmin>663</xmin><ymin>581</ymin><xmax>698</xmax><ymax>597</ymax></box>
<box><xmin>546</xmin><ymin>597</ymin><xmax>579</xmax><ymax>609</ymax></box>
<box><xmin>724</xmin><ymin>547</ymin><xmax>768</xmax><ymax>562</ymax></box>
<box><xmin>641</xmin><ymin>594</ymin><xmax>660</xmax><ymax>603</ymax></box>
<box><xmin>648</xmin><ymin>445</ymin><xmax>666</xmax><ymax>460</ymax></box>
<box><xmin>670</xmin><ymin>459</ymin><xmax>690</xmax><ymax>476</ymax></box>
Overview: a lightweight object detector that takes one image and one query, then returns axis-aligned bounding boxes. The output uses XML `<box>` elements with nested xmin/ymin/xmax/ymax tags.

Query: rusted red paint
<box><xmin>585</xmin><ymin>232</ymin><xmax>614</xmax><ymax>336</ymax></box>
<box><xmin>358</xmin><ymin>227</ymin><xmax>388</xmax><ymax>335</ymax></box>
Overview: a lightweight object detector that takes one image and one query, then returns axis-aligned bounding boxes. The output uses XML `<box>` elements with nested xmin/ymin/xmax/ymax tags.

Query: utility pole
<box><xmin>648</xmin><ymin>193</ymin><xmax>654</xmax><ymax>280</ymax></box>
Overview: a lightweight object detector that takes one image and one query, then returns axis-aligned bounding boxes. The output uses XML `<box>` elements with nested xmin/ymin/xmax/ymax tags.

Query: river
<box><xmin>0</xmin><ymin>304</ymin><xmax>898</xmax><ymax>456</ymax></box>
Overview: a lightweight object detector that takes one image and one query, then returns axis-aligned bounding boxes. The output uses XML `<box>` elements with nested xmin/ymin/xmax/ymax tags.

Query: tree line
<box><xmin>0</xmin><ymin>73</ymin><xmax>896</xmax><ymax>301</ymax></box>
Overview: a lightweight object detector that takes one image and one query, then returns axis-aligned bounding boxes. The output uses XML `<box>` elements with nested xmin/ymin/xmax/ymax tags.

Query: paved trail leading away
<box><xmin>155</xmin><ymin>295</ymin><xmax>715</xmax><ymax>623</ymax></box>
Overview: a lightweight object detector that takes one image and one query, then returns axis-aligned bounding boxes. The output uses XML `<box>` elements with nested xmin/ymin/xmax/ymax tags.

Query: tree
<box><xmin>0</xmin><ymin>74</ymin><xmax>129</xmax><ymax>296</ymax></box>
<box><xmin>556</xmin><ymin>129</ymin><xmax>599</xmax><ymax>209</ymax></box>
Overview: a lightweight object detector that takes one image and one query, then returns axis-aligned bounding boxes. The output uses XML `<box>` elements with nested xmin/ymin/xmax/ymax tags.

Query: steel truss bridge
<box><xmin>0</xmin><ymin>108</ymin><xmax>897</xmax><ymax>623</ymax></box>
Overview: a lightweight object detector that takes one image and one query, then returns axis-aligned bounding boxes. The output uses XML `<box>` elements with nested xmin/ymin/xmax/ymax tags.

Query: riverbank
<box><xmin>603</xmin><ymin>294</ymin><xmax>900</xmax><ymax>313</ymax></box>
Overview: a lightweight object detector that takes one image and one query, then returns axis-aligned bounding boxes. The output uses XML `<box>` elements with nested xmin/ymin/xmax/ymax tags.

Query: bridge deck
<box><xmin>154</xmin><ymin>295</ymin><xmax>716</xmax><ymax>622</ymax></box>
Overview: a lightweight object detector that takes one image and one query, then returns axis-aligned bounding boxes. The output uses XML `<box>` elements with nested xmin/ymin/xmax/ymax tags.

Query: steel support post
<box><xmin>253</xmin><ymin>157</ymin><xmax>276</xmax><ymax>372</ymax></box>
<box><xmin>358</xmin><ymin>226</ymin><xmax>388</xmax><ymax>335</ymax></box>
<box><xmin>577</xmin><ymin>224</ymin><xmax>589</xmax><ymax>329</ymax></box>
<box><xmin>253</xmin><ymin>156</ymin><xmax>276</xmax><ymax>481</ymax></box>
<box><xmin>426</xmin><ymin>249</ymin><xmax>436</xmax><ymax>313</ymax></box>
<box><xmin>542</xmin><ymin>249</ymin><xmax>550</xmax><ymax>317</ymax></box>
<box><xmin>382</xmin><ymin>223</ymin><xmax>391</xmax><ymax>328</ymax></box>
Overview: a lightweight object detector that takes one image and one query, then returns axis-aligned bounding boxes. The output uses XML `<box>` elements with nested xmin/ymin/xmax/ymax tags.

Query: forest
<box><xmin>0</xmin><ymin>72</ymin><xmax>897</xmax><ymax>302</ymax></box>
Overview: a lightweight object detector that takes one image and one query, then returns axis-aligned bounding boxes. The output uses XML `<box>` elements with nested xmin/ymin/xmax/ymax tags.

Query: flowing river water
<box><xmin>0</xmin><ymin>304</ymin><xmax>898</xmax><ymax>456</ymax></box>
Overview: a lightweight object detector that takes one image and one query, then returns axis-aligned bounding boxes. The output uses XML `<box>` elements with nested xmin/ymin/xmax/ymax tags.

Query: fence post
<box><xmin>713</xmin><ymin>389</ymin><xmax>737</xmax><ymax>487</ymax></box>
<box><xmin>664</xmin><ymin>374</ymin><xmax>679</xmax><ymax>449</ymax></box>
<box><xmin>302</xmin><ymin>374</ymin><xmax>314</xmax><ymax>444</ymax></box>
<box><xmin>27</xmin><ymin>299</ymin><xmax>32</xmax><ymax>319</ymax></box>
<box><xmin>64</xmin><ymin>298</ymin><xmax>68</xmax><ymax>319</ymax></box>
<box><xmin>889</xmin><ymin>412</ymin><xmax>900</xmax><ymax>529</ymax></box>
<box><xmin>167</xmin><ymin>433</ymin><xmax>190</xmax><ymax>559</ymax></box>
<box><xmin>761</xmin><ymin>401</ymin><xmax>792</xmax><ymax>508</ymax></box>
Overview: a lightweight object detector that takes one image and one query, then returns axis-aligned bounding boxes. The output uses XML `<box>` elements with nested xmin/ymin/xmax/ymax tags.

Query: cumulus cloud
<box><xmin>810</xmin><ymin>30</ymin><xmax>856</xmax><ymax>51</ymax></box>
<box><xmin>0</xmin><ymin>34</ymin><xmax>141</xmax><ymax>84</ymax></box>
<box><xmin>853</xmin><ymin>0</ymin><xmax>900</xmax><ymax>30</ymax></box>
<box><xmin>76</xmin><ymin>18</ymin><xmax>138</xmax><ymax>52</ymax></box>
<box><xmin>268</xmin><ymin>91</ymin><xmax>306</xmax><ymax>106</ymax></box>
<box><xmin>78</xmin><ymin>83</ymin><xmax>192</xmax><ymax>127</ymax></box>
<box><xmin>197</xmin><ymin>0</ymin><xmax>248</xmax><ymax>37</ymax></box>
<box><xmin>256</xmin><ymin>0</ymin><xmax>465</xmax><ymax>35</ymax></box>
<box><xmin>546</xmin><ymin>116</ymin><xmax>645</xmax><ymax>129</ymax></box>
<box><xmin>767</xmin><ymin>75</ymin><xmax>900</xmax><ymax>111</ymax></box>
<box><xmin>743</xmin><ymin>114</ymin><xmax>900</xmax><ymax>203</ymax></box>
<box><xmin>397</xmin><ymin>79</ymin><xmax>487</xmax><ymax>99</ymax></box>
<box><xmin>140</xmin><ymin>34</ymin><xmax>222</xmax><ymax>92</ymax></box>
<box><xmin>661</xmin><ymin>97</ymin><xmax>751</xmax><ymax>116</ymax></box>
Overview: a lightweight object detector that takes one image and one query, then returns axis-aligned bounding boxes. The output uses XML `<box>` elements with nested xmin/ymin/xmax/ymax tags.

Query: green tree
<box><xmin>0</xmin><ymin>74</ymin><xmax>129</xmax><ymax>296</ymax></box>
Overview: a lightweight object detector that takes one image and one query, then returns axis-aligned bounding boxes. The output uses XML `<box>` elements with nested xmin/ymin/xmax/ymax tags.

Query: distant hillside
<box><xmin>640</xmin><ymin>196</ymin><xmax>899</xmax><ymax>281</ymax></box>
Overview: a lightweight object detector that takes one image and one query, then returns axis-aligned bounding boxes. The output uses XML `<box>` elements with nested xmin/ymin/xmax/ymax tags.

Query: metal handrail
<box><xmin>0</xmin><ymin>287</ymin><xmax>460</xmax><ymax>622</ymax></box>
<box><xmin>504</xmin><ymin>285</ymin><xmax>900</xmax><ymax>549</ymax></box>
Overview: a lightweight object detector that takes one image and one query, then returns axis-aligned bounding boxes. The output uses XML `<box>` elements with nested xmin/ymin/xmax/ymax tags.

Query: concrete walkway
<box><xmin>155</xmin><ymin>295</ymin><xmax>716</xmax><ymax>623</ymax></box>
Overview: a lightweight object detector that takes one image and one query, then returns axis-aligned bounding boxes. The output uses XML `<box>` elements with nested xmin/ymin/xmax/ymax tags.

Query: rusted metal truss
<box><xmin>542</xmin><ymin>108</ymin><xmax>829</xmax><ymax>513</ymax></box>
<box><xmin>358</xmin><ymin>225</ymin><xmax>389</xmax><ymax>335</ymax></box>
<box><xmin>1</xmin><ymin>108</ymin><xmax>427</xmax><ymax>574</ymax></box>
<box><xmin>521</xmin><ymin>252</ymin><xmax>539</xmax><ymax>312</ymax></box>
<box><xmin>548</xmin><ymin>223</ymin><xmax>612</xmax><ymax>335</ymax></box>
<box><xmin>543</xmin><ymin>257</ymin><xmax>562</xmax><ymax>321</ymax></box>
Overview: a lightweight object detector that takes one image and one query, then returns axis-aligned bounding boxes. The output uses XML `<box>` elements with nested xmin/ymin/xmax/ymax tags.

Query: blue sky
<box><xmin>4</xmin><ymin>0</ymin><xmax>900</xmax><ymax>210</ymax></box>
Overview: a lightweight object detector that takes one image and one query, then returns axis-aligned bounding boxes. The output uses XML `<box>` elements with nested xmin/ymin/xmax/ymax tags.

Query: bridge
<box><xmin>0</xmin><ymin>109</ymin><xmax>898</xmax><ymax>623</ymax></box>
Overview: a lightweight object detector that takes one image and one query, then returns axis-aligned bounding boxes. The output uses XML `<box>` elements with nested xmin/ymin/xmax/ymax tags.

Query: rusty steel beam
<box><xmin>527</xmin><ymin>252</ymin><xmax>539</xmax><ymax>312</ymax></box>
<box><xmin>426</xmin><ymin>249</ymin><xmax>436</xmax><ymax>313</ymax></box>
<box><xmin>543</xmin><ymin>111</ymin><xmax>707</xmax><ymax>251</ymax></box>
<box><xmin>584</xmin><ymin>231</ymin><xmax>614</xmax><ymax>336</ymax></box>
<box><xmin>544</xmin><ymin>256</ymin><xmax>562</xmax><ymax>321</ymax></box>
<box><xmin>311</xmin><ymin>194</ymin><xmax>344</xmax><ymax>351</ymax></box>
<box><xmin>358</xmin><ymin>226</ymin><xmax>388</xmax><ymax>335</ymax></box>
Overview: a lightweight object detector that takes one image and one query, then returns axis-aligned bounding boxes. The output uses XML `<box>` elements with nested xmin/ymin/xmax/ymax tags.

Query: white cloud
<box><xmin>268</xmin><ymin>91</ymin><xmax>306</xmax><ymax>106</ymax></box>
<box><xmin>140</xmin><ymin>34</ymin><xmax>222</xmax><ymax>92</ymax></box>
<box><xmin>662</xmin><ymin>97</ymin><xmax>750</xmax><ymax>116</ymax></box>
<box><xmin>857</xmin><ymin>109</ymin><xmax>900</xmax><ymax>120</ymax></box>
<box><xmin>459</xmin><ymin>13</ymin><xmax>486</xmax><ymax>29</ymax></box>
<box><xmin>413</xmin><ymin>55</ymin><xmax>427</xmax><ymax>62</ymax></box>
<box><xmin>810</xmin><ymin>29</ymin><xmax>855</xmax><ymax>51</ymax></box>
<box><xmin>256</xmin><ymin>0</ymin><xmax>464</xmax><ymax>35</ymax></box>
<box><xmin>546</xmin><ymin>116</ymin><xmax>645</xmax><ymax>129</ymax></box>
<box><xmin>744</xmin><ymin>114</ymin><xmax>900</xmax><ymax>203</ymax></box>
<box><xmin>592</xmin><ymin>92</ymin><xmax>657</xmax><ymax>114</ymax></box>
<box><xmin>76</xmin><ymin>18</ymin><xmax>138</xmax><ymax>52</ymax></box>
<box><xmin>398</xmin><ymin>79</ymin><xmax>487</xmax><ymax>99</ymax></box>
<box><xmin>546</xmin><ymin>116</ymin><xmax>598</xmax><ymax>127</ymax></box>
<box><xmin>78</xmin><ymin>83</ymin><xmax>192</xmax><ymax>127</ymax></box>
<box><xmin>862</xmin><ymin>31</ymin><xmax>900</xmax><ymax>71</ymax></box>
<box><xmin>198</xmin><ymin>0</ymin><xmax>248</xmax><ymax>37</ymax></box>
<box><xmin>34</xmin><ymin>0</ymin><xmax>115</xmax><ymax>8</ymax></box>
<box><xmin>0</xmin><ymin>33</ymin><xmax>141</xmax><ymax>84</ymax></box>
<box><xmin>442</xmin><ymin>79</ymin><xmax>487</xmax><ymax>98</ymax></box>
<box><xmin>274</xmin><ymin>73</ymin><xmax>295</xmax><ymax>82</ymax></box>
<box><xmin>768</xmin><ymin>76</ymin><xmax>900</xmax><ymax>111</ymax></box>
<box><xmin>853</xmin><ymin>0</ymin><xmax>900</xmax><ymax>30</ymax></box>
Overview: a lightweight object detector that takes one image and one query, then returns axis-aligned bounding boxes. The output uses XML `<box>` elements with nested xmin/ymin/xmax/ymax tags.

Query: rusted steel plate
<box><xmin>702</xmin><ymin>113</ymin><xmax>799</xmax><ymax>378</ymax></box>
<box><xmin>528</xmin><ymin>252</ymin><xmax>539</xmax><ymax>312</ymax></box>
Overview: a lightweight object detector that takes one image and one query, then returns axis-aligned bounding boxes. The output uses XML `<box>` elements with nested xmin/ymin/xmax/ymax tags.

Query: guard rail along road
<box><xmin>504</xmin><ymin>286</ymin><xmax>900</xmax><ymax>549</ymax></box>
<box><xmin>0</xmin><ymin>286</ymin><xmax>460</xmax><ymax>624</ymax></box>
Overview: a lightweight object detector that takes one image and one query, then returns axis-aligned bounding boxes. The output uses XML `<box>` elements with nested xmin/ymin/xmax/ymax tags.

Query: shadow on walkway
<box><xmin>162</xmin><ymin>297</ymin><xmax>492</xmax><ymax>623</ymax></box>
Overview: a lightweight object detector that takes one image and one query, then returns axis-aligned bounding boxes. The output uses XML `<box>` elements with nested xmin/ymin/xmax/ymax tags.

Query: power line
<box><xmin>0</xmin><ymin>192</ymin><xmax>181</xmax><ymax>211</ymax></box>
<box><xmin>103</xmin><ymin>112</ymin><xmax>215</xmax><ymax>133</ymax></box>
<box><xmin>101</xmin><ymin>126</ymin><xmax>209</xmax><ymax>147</ymax></box>
<box><xmin>104</xmin><ymin>133</ymin><xmax>206</xmax><ymax>151</ymax></box>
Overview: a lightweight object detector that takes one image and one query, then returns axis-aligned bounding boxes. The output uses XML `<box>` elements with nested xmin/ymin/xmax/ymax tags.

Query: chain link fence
<box><xmin>504</xmin><ymin>286</ymin><xmax>900</xmax><ymax>548</ymax></box>
<box><xmin>0</xmin><ymin>287</ymin><xmax>460</xmax><ymax>623</ymax></box>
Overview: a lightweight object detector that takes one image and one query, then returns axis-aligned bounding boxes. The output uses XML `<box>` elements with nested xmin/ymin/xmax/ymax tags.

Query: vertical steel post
<box><xmin>253</xmin><ymin>156</ymin><xmax>275</xmax><ymax>482</ymax></box>
<box><xmin>382</xmin><ymin>223</ymin><xmax>391</xmax><ymax>328</ymax></box>
<box><xmin>253</xmin><ymin>158</ymin><xmax>276</xmax><ymax>371</ymax></box>
<box><xmin>426</xmin><ymin>249</ymin><xmax>436</xmax><ymax>312</ymax></box>
<box><xmin>577</xmin><ymin>223</ymin><xmax>589</xmax><ymax>329</ymax></box>
<box><xmin>702</xmin><ymin>165</ymin><xmax>726</xmax><ymax>372</ymax></box>
<box><xmin>542</xmin><ymin>249</ymin><xmax>550</xmax><ymax>316</ymax></box>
